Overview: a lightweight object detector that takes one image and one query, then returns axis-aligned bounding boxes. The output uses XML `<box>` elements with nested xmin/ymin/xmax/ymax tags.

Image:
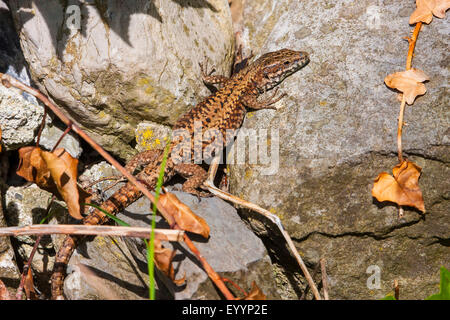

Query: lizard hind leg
<box><xmin>174</xmin><ymin>163</ymin><xmax>212</xmax><ymax>198</ymax></box>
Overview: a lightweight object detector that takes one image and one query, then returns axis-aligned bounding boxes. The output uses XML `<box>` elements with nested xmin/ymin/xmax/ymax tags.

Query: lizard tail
<box><xmin>50</xmin><ymin>183</ymin><xmax>143</xmax><ymax>299</ymax></box>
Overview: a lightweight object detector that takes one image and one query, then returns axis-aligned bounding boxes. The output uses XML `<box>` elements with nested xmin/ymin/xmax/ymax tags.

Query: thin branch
<box><xmin>397</xmin><ymin>96</ymin><xmax>407</xmax><ymax>163</ymax></box>
<box><xmin>51</xmin><ymin>123</ymin><xmax>72</xmax><ymax>152</ymax></box>
<box><xmin>179</xmin><ymin>228</ymin><xmax>236</xmax><ymax>300</ymax></box>
<box><xmin>16</xmin><ymin>235</ymin><xmax>41</xmax><ymax>300</ymax></box>
<box><xmin>204</xmin><ymin>156</ymin><xmax>321</xmax><ymax>300</ymax></box>
<box><xmin>320</xmin><ymin>258</ymin><xmax>330</xmax><ymax>300</ymax></box>
<box><xmin>406</xmin><ymin>22</ymin><xmax>422</xmax><ymax>71</ymax></box>
<box><xmin>0</xmin><ymin>225</ymin><xmax>184</xmax><ymax>242</ymax></box>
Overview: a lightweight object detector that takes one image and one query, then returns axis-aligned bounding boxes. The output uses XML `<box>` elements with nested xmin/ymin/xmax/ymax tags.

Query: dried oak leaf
<box><xmin>384</xmin><ymin>68</ymin><xmax>429</xmax><ymax>105</ymax></box>
<box><xmin>372</xmin><ymin>160</ymin><xmax>425</xmax><ymax>213</ymax></box>
<box><xmin>159</xmin><ymin>192</ymin><xmax>210</xmax><ymax>238</ymax></box>
<box><xmin>153</xmin><ymin>239</ymin><xmax>186</xmax><ymax>285</ymax></box>
<box><xmin>17</xmin><ymin>146</ymin><xmax>90</xmax><ymax>219</ymax></box>
<box><xmin>409</xmin><ymin>0</ymin><xmax>450</xmax><ymax>24</ymax></box>
<box><xmin>239</xmin><ymin>281</ymin><xmax>267</xmax><ymax>300</ymax></box>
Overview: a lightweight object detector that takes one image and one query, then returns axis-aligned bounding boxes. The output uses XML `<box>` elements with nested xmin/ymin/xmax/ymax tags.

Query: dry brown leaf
<box><xmin>0</xmin><ymin>279</ymin><xmax>11</xmax><ymax>300</ymax></box>
<box><xmin>24</xmin><ymin>268</ymin><xmax>37</xmax><ymax>300</ymax></box>
<box><xmin>239</xmin><ymin>281</ymin><xmax>267</xmax><ymax>300</ymax></box>
<box><xmin>159</xmin><ymin>192</ymin><xmax>210</xmax><ymax>238</ymax></box>
<box><xmin>17</xmin><ymin>146</ymin><xmax>56</xmax><ymax>190</ymax></box>
<box><xmin>153</xmin><ymin>239</ymin><xmax>185</xmax><ymax>285</ymax></box>
<box><xmin>40</xmin><ymin>148</ymin><xmax>84</xmax><ymax>219</ymax></box>
<box><xmin>384</xmin><ymin>68</ymin><xmax>429</xmax><ymax>105</ymax></box>
<box><xmin>16</xmin><ymin>146</ymin><xmax>89</xmax><ymax>219</ymax></box>
<box><xmin>372</xmin><ymin>160</ymin><xmax>425</xmax><ymax>213</ymax></box>
<box><xmin>409</xmin><ymin>0</ymin><xmax>450</xmax><ymax>24</ymax></box>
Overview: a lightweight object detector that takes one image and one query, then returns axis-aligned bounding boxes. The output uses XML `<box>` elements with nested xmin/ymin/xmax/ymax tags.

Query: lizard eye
<box><xmin>284</xmin><ymin>61</ymin><xmax>290</xmax><ymax>65</ymax></box>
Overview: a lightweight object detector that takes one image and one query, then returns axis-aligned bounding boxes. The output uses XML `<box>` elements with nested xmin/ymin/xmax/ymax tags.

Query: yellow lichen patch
<box><xmin>319</xmin><ymin>101</ymin><xmax>327</xmax><ymax>106</ymax></box>
<box><xmin>137</xmin><ymin>78</ymin><xmax>150</xmax><ymax>86</ymax></box>
<box><xmin>244</xmin><ymin>168</ymin><xmax>253</xmax><ymax>179</ymax></box>
<box><xmin>247</xmin><ymin>112</ymin><xmax>254</xmax><ymax>118</ymax></box>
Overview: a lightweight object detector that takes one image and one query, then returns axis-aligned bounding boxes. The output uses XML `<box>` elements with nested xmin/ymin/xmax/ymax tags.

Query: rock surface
<box><xmin>8</xmin><ymin>0</ymin><xmax>234</xmax><ymax>160</ymax></box>
<box><xmin>228</xmin><ymin>0</ymin><xmax>449</xmax><ymax>299</ymax></box>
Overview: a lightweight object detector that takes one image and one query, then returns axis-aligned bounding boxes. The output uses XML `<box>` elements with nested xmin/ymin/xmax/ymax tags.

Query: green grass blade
<box><xmin>83</xmin><ymin>202</ymin><xmax>130</xmax><ymax>227</ymax></box>
<box><xmin>148</xmin><ymin>139</ymin><xmax>171</xmax><ymax>300</ymax></box>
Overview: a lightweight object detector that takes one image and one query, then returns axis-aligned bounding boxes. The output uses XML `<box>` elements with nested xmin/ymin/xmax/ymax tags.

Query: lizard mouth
<box><xmin>262</xmin><ymin>53</ymin><xmax>310</xmax><ymax>92</ymax></box>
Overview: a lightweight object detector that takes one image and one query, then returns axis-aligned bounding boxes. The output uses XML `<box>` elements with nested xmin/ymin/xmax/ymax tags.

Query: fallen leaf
<box><xmin>17</xmin><ymin>146</ymin><xmax>56</xmax><ymax>190</ymax></box>
<box><xmin>40</xmin><ymin>148</ymin><xmax>86</xmax><ymax>219</ymax></box>
<box><xmin>409</xmin><ymin>0</ymin><xmax>450</xmax><ymax>24</ymax></box>
<box><xmin>239</xmin><ymin>282</ymin><xmax>267</xmax><ymax>300</ymax></box>
<box><xmin>0</xmin><ymin>279</ymin><xmax>11</xmax><ymax>300</ymax></box>
<box><xmin>153</xmin><ymin>239</ymin><xmax>185</xmax><ymax>285</ymax></box>
<box><xmin>433</xmin><ymin>0</ymin><xmax>450</xmax><ymax>17</ymax></box>
<box><xmin>16</xmin><ymin>146</ymin><xmax>90</xmax><ymax>219</ymax></box>
<box><xmin>158</xmin><ymin>192</ymin><xmax>210</xmax><ymax>238</ymax></box>
<box><xmin>24</xmin><ymin>268</ymin><xmax>37</xmax><ymax>300</ymax></box>
<box><xmin>372</xmin><ymin>160</ymin><xmax>425</xmax><ymax>212</ymax></box>
<box><xmin>384</xmin><ymin>68</ymin><xmax>429</xmax><ymax>105</ymax></box>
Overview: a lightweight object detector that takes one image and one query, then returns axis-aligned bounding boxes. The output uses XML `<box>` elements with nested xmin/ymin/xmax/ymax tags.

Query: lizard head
<box><xmin>254</xmin><ymin>49</ymin><xmax>309</xmax><ymax>92</ymax></box>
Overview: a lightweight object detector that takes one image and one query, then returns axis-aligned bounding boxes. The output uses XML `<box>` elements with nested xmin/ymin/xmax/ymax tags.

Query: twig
<box><xmin>0</xmin><ymin>225</ymin><xmax>184</xmax><ymax>242</ymax></box>
<box><xmin>16</xmin><ymin>235</ymin><xmax>41</xmax><ymax>300</ymax></box>
<box><xmin>204</xmin><ymin>156</ymin><xmax>321</xmax><ymax>300</ymax></box>
<box><xmin>179</xmin><ymin>227</ymin><xmax>236</xmax><ymax>300</ymax></box>
<box><xmin>406</xmin><ymin>22</ymin><xmax>422</xmax><ymax>71</ymax></box>
<box><xmin>320</xmin><ymin>258</ymin><xmax>329</xmax><ymax>300</ymax></box>
<box><xmin>221</xmin><ymin>277</ymin><xmax>248</xmax><ymax>297</ymax></box>
<box><xmin>51</xmin><ymin>123</ymin><xmax>72</xmax><ymax>152</ymax></box>
<box><xmin>300</xmin><ymin>262</ymin><xmax>320</xmax><ymax>300</ymax></box>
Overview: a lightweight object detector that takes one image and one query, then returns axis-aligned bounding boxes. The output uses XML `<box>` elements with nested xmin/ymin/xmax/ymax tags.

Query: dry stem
<box><xmin>320</xmin><ymin>258</ymin><xmax>330</xmax><ymax>300</ymax></box>
<box><xmin>0</xmin><ymin>225</ymin><xmax>184</xmax><ymax>242</ymax></box>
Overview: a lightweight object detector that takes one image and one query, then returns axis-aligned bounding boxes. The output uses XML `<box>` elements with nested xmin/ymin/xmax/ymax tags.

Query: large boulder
<box><xmin>8</xmin><ymin>0</ymin><xmax>234</xmax><ymax>160</ymax></box>
<box><xmin>229</xmin><ymin>0</ymin><xmax>449</xmax><ymax>299</ymax></box>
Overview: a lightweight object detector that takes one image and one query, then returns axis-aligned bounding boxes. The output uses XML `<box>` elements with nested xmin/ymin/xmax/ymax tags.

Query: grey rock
<box><xmin>0</xmin><ymin>85</ymin><xmax>43</xmax><ymax>151</ymax></box>
<box><xmin>36</xmin><ymin>118</ymin><xmax>83</xmax><ymax>159</ymax></box>
<box><xmin>229</xmin><ymin>0</ymin><xmax>450</xmax><ymax>299</ymax></box>
<box><xmin>0</xmin><ymin>0</ymin><xmax>37</xmax><ymax>104</ymax></box>
<box><xmin>8</xmin><ymin>0</ymin><xmax>234</xmax><ymax>160</ymax></box>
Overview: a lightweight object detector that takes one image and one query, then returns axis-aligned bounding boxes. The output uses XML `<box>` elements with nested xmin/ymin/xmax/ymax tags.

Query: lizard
<box><xmin>50</xmin><ymin>48</ymin><xmax>310</xmax><ymax>299</ymax></box>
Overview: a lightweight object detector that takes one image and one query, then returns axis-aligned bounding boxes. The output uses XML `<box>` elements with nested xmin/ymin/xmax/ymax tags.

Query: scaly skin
<box><xmin>50</xmin><ymin>49</ymin><xmax>310</xmax><ymax>299</ymax></box>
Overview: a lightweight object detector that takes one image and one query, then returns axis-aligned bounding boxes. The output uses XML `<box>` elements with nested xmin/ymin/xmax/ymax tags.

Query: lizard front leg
<box><xmin>242</xmin><ymin>88</ymin><xmax>287</xmax><ymax>110</ymax></box>
<box><xmin>174</xmin><ymin>163</ymin><xmax>212</xmax><ymax>198</ymax></box>
<box><xmin>199</xmin><ymin>60</ymin><xmax>230</xmax><ymax>87</ymax></box>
